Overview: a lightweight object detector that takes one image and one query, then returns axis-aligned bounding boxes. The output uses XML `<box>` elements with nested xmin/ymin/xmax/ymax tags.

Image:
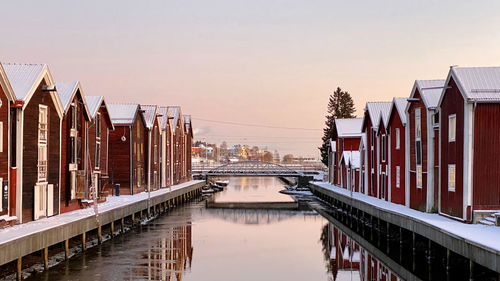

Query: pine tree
<box><xmin>319</xmin><ymin>87</ymin><xmax>355</xmax><ymax>166</ymax></box>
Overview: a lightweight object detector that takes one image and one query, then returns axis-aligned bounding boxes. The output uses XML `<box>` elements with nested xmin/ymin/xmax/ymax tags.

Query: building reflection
<box><xmin>322</xmin><ymin>222</ymin><xmax>403</xmax><ymax>281</ymax></box>
<box><xmin>135</xmin><ymin>222</ymin><xmax>193</xmax><ymax>281</ymax></box>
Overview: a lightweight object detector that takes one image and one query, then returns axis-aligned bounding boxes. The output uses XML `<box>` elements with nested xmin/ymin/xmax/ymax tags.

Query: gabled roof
<box><xmin>0</xmin><ymin>64</ymin><xmax>16</xmax><ymax>101</ymax></box>
<box><xmin>339</xmin><ymin>151</ymin><xmax>360</xmax><ymax>169</ymax></box>
<box><xmin>441</xmin><ymin>66</ymin><xmax>500</xmax><ymax>104</ymax></box>
<box><xmin>168</xmin><ymin>106</ymin><xmax>184</xmax><ymax>133</ymax></box>
<box><xmin>334</xmin><ymin>118</ymin><xmax>363</xmax><ymax>138</ymax></box>
<box><xmin>55</xmin><ymin>81</ymin><xmax>91</xmax><ymax>119</ymax></box>
<box><xmin>387</xmin><ymin>97</ymin><xmax>408</xmax><ymax>127</ymax></box>
<box><xmin>108</xmin><ymin>103</ymin><xmax>139</xmax><ymax>125</ymax></box>
<box><xmin>411</xmin><ymin>79</ymin><xmax>446</xmax><ymax>110</ymax></box>
<box><xmin>183</xmin><ymin>115</ymin><xmax>192</xmax><ymax>130</ymax></box>
<box><xmin>362</xmin><ymin>102</ymin><xmax>392</xmax><ymax>131</ymax></box>
<box><xmin>85</xmin><ymin>96</ymin><xmax>114</xmax><ymax>130</ymax></box>
<box><xmin>158</xmin><ymin>106</ymin><xmax>170</xmax><ymax>131</ymax></box>
<box><xmin>140</xmin><ymin>104</ymin><xmax>158</xmax><ymax>130</ymax></box>
<box><xmin>1</xmin><ymin>63</ymin><xmax>46</xmax><ymax>101</ymax></box>
<box><xmin>1</xmin><ymin>62</ymin><xmax>63</xmax><ymax>118</ymax></box>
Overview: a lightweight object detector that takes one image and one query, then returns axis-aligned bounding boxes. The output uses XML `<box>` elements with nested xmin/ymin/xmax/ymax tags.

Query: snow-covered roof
<box><xmin>168</xmin><ymin>106</ymin><xmax>182</xmax><ymax>133</ymax></box>
<box><xmin>414</xmin><ymin>79</ymin><xmax>445</xmax><ymax>109</ymax></box>
<box><xmin>1</xmin><ymin>63</ymin><xmax>46</xmax><ymax>101</ymax></box>
<box><xmin>335</xmin><ymin>118</ymin><xmax>363</xmax><ymax>138</ymax></box>
<box><xmin>0</xmin><ymin>64</ymin><xmax>15</xmax><ymax>101</ymax></box>
<box><xmin>140</xmin><ymin>104</ymin><xmax>158</xmax><ymax>129</ymax></box>
<box><xmin>329</xmin><ymin>139</ymin><xmax>336</xmax><ymax>152</ymax></box>
<box><xmin>108</xmin><ymin>103</ymin><xmax>139</xmax><ymax>125</ymax></box>
<box><xmin>387</xmin><ymin>97</ymin><xmax>408</xmax><ymax>127</ymax></box>
<box><xmin>55</xmin><ymin>81</ymin><xmax>79</xmax><ymax>111</ymax></box>
<box><xmin>158</xmin><ymin>106</ymin><xmax>170</xmax><ymax>130</ymax></box>
<box><xmin>85</xmin><ymin>96</ymin><xmax>104</xmax><ymax>118</ymax></box>
<box><xmin>364</xmin><ymin>102</ymin><xmax>392</xmax><ymax>130</ymax></box>
<box><xmin>340</xmin><ymin>151</ymin><xmax>360</xmax><ymax>169</ymax></box>
<box><xmin>183</xmin><ymin>115</ymin><xmax>192</xmax><ymax>132</ymax></box>
<box><xmin>448</xmin><ymin>66</ymin><xmax>500</xmax><ymax>102</ymax></box>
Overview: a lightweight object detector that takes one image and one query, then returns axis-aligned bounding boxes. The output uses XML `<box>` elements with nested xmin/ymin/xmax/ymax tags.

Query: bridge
<box><xmin>195</xmin><ymin>160</ymin><xmax>311</xmax><ymax>177</ymax></box>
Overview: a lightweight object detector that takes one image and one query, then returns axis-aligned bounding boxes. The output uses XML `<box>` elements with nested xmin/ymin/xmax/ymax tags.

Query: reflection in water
<box><xmin>213</xmin><ymin>177</ymin><xmax>295</xmax><ymax>203</ymax></box>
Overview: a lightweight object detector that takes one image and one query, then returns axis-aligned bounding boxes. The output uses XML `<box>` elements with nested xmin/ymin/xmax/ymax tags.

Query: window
<box><xmin>395</xmin><ymin>128</ymin><xmax>400</xmax><ymax>150</ymax></box>
<box><xmin>96</xmin><ymin>113</ymin><xmax>101</xmax><ymax>138</ymax></box>
<box><xmin>396</xmin><ymin>166</ymin><xmax>400</xmax><ymax>188</ymax></box>
<box><xmin>449</xmin><ymin>114</ymin><xmax>456</xmax><ymax>142</ymax></box>
<box><xmin>415</xmin><ymin>108</ymin><xmax>421</xmax><ymax>139</ymax></box>
<box><xmin>370</xmin><ymin>129</ymin><xmax>374</xmax><ymax>147</ymax></box>
<box><xmin>448</xmin><ymin>164</ymin><xmax>456</xmax><ymax>191</ymax></box>
<box><xmin>415</xmin><ymin>108</ymin><xmax>422</xmax><ymax>166</ymax></box>
<box><xmin>381</xmin><ymin>174</ymin><xmax>385</xmax><ymax>199</ymax></box>
<box><xmin>370</xmin><ymin>150</ymin><xmax>374</xmax><ymax>168</ymax></box>
<box><xmin>381</xmin><ymin>135</ymin><xmax>386</xmax><ymax>162</ymax></box>
<box><xmin>417</xmin><ymin>166</ymin><xmax>422</xmax><ymax>188</ymax></box>
<box><xmin>38</xmin><ymin>105</ymin><xmax>48</xmax><ymax>182</ymax></box>
<box><xmin>95</xmin><ymin>142</ymin><xmax>100</xmax><ymax>169</ymax></box>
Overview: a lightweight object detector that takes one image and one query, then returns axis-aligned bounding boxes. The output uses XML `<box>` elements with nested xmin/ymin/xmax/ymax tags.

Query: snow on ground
<box><xmin>0</xmin><ymin>180</ymin><xmax>204</xmax><ymax>245</ymax></box>
<box><xmin>313</xmin><ymin>182</ymin><xmax>500</xmax><ymax>253</ymax></box>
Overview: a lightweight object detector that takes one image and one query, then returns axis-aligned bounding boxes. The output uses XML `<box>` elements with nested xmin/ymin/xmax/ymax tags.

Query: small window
<box><xmin>95</xmin><ymin>142</ymin><xmax>100</xmax><ymax>169</ymax></box>
<box><xmin>415</xmin><ymin>108</ymin><xmax>421</xmax><ymax>139</ymax></box>
<box><xmin>96</xmin><ymin>113</ymin><xmax>101</xmax><ymax>139</ymax></box>
<box><xmin>395</xmin><ymin>128</ymin><xmax>400</xmax><ymax>150</ymax></box>
<box><xmin>381</xmin><ymin>135</ymin><xmax>386</xmax><ymax>162</ymax></box>
<box><xmin>449</xmin><ymin>114</ymin><xmax>456</xmax><ymax>142</ymax></box>
<box><xmin>448</xmin><ymin>164</ymin><xmax>456</xmax><ymax>191</ymax></box>
<box><xmin>416</xmin><ymin>140</ymin><xmax>422</xmax><ymax>165</ymax></box>
<box><xmin>396</xmin><ymin>166</ymin><xmax>400</xmax><ymax>188</ymax></box>
<box><xmin>417</xmin><ymin>166</ymin><xmax>422</xmax><ymax>188</ymax></box>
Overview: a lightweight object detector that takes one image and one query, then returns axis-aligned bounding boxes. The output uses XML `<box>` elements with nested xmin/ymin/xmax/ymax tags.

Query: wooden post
<box><xmin>446</xmin><ymin>249</ymin><xmax>451</xmax><ymax>281</ymax></box>
<box><xmin>98</xmin><ymin>225</ymin><xmax>102</xmax><ymax>244</ymax></box>
<box><xmin>121</xmin><ymin>217</ymin><xmax>125</xmax><ymax>233</ymax></box>
<box><xmin>110</xmin><ymin>221</ymin><xmax>115</xmax><ymax>237</ymax></box>
<box><xmin>16</xmin><ymin>257</ymin><xmax>22</xmax><ymax>281</ymax></box>
<box><xmin>65</xmin><ymin>239</ymin><xmax>69</xmax><ymax>260</ymax></box>
<box><xmin>469</xmin><ymin>259</ymin><xmax>474</xmax><ymax>281</ymax></box>
<box><xmin>43</xmin><ymin>247</ymin><xmax>48</xmax><ymax>270</ymax></box>
<box><xmin>386</xmin><ymin>221</ymin><xmax>390</xmax><ymax>255</ymax></box>
<box><xmin>132</xmin><ymin>213</ymin><xmax>135</xmax><ymax>224</ymax></box>
<box><xmin>82</xmin><ymin>232</ymin><xmax>86</xmax><ymax>251</ymax></box>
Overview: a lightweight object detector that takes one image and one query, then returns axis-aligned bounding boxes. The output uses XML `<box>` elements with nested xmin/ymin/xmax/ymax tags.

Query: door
<box><xmin>34</xmin><ymin>183</ymin><xmax>47</xmax><ymax>220</ymax></box>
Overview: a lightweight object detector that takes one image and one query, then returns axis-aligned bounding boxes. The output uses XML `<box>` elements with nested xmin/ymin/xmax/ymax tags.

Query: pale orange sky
<box><xmin>2</xmin><ymin>1</ymin><xmax>500</xmax><ymax>157</ymax></box>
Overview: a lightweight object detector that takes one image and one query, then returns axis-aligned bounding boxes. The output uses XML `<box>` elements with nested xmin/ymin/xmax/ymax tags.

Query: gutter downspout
<box><xmin>129</xmin><ymin>125</ymin><xmax>133</xmax><ymax>195</ymax></box>
<box><xmin>147</xmin><ymin>128</ymin><xmax>151</xmax><ymax>215</ymax></box>
<box><xmin>59</xmin><ymin>115</ymin><xmax>62</xmax><ymax>216</ymax></box>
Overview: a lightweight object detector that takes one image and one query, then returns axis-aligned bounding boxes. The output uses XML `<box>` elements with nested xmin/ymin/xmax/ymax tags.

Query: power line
<box><xmin>192</xmin><ymin>117</ymin><xmax>322</xmax><ymax>131</ymax></box>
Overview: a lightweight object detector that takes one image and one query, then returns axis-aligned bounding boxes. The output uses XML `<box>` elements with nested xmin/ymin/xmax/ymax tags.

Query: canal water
<box><xmin>25</xmin><ymin>177</ymin><xmax>367</xmax><ymax>281</ymax></box>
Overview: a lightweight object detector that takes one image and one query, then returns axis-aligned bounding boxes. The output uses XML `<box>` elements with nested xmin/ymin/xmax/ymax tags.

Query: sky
<box><xmin>1</xmin><ymin>0</ymin><xmax>500</xmax><ymax>157</ymax></box>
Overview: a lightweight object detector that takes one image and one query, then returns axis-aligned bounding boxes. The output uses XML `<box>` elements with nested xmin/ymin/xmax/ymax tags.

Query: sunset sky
<box><xmin>2</xmin><ymin>0</ymin><xmax>500</xmax><ymax>157</ymax></box>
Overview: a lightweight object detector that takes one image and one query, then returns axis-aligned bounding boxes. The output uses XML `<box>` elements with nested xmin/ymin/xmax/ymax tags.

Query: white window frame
<box><xmin>416</xmin><ymin>166</ymin><xmax>423</xmax><ymax>189</ymax></box>
<box><xmin>381</xmin><ymin>134</ymin><xmax>386</xmax><ymax>162</ymax></box>
<box><xmin>38</xmin><ymin>105</ymin><xmax>48</xmax><ymax>182</ymax></box>
<box><xmin>395</xmin><ymin>128</ymin><xmax>400</xmax><ymax>150</ymax></box>
<box><xmin>95</xmin><ymin>141</ymin><xmax>100</xmax><ymax>169</ymax></box>
<box><xmin>449</xmin><ymin>114</ymin><xmax>456</xmax><ymax>142</ymax></box>
<box><xmin>96</xmin><ymin>112</ymin><xmax>101</xmax><ymax>139</ymax></box>
<box><xmin>396</xmin><ymin>166</ymin><xmax>400</xmax><ymax>188</ymax></box>
<box><xmin>448</xmin><ymin>164</ymin><xmax>456</xmax><ymax>191</ymax></box>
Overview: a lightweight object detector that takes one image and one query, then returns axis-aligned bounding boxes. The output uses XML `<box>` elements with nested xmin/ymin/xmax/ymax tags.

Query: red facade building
<box><xmin>183</xmin><ymin>115</ymin><xmax>193</xmax><ymax>181</ymax></box>
<box><xmin>85</xmin><ymin>96</ymin><xmax>114</xmax><ymax>199</ymax></box>
<box><xmin>158</xmin><ymin>106</ymin><xmax>171</xmax><ymax>187</ymax></box>
<box><xmin>361</xmin><ymin>102</ymin><xmax>391</xmax><ymax>199</ymax></box>
<box><xmin>339</xmin><ymin>151</ymin><xmax>360</xmax><ymax>191</ymax></box>
<box><xmin>438</xmin><ymin>67</ymin><xmax>500</xmax><ymax>222</ymax></box>
<box><xmin>406</xmin><ymin>80</ymin><xmax>444</xmax><ymax>212</ymax></box>
<box><xmin>56</xmin><ymin>82</ymin><xmax>92</xmax><ymax>213</ymax></box>
<box><xmin>140</xmin><ymin>105</ymin><xmax>162</xmax><ymax>191</ymax></box>
<box><xmin>168</xmin><ymin>106</ymin><xmax>184</xmax><ymax>185</ymax></box>
<box><xmin>330</xmin><ymin>118</ymin><xmax>363</xmax><ymax>185</ymax></box>
<box><xmin>387</xmin><ymin>97</ymin><xmax>408</xmax><ymax>206</ymax></box>
<box><xmin>2</xmin><ymin>63</ymin><xmax>63</xmax><ymax>222</ymax></box>
<box><xmin>108</xmin><ymin>103</ymin><xmax>147</xmax><ymax>195</ymax></box>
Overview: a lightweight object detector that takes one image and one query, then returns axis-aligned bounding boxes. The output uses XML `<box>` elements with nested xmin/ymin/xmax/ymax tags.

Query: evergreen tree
<box><xmin>319</xmin><ymin>87</ymin><xmax>356</xmax><ymax>166</ymax></box>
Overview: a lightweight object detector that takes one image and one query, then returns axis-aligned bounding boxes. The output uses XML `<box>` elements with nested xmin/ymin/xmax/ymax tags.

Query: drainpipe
<box><xmin>147</xmin><ymin>128</ymin><xmax>151</xmax><ymax>214</ymax></box>
<box><xmin>129</xmin><ymin>125</ymin><xmax>133</xmax><ymax>195</ymax></box>
<box><xmin>59</xmin><ymin>115</ymin><xmax>62</xmax><ymax>215</ymax></box>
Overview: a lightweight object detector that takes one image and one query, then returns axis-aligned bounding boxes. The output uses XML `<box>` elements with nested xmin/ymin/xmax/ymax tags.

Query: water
<box><xmin>26</xmin><ymin>177</ymin><xmax>352</xmax><ymax>281</ymax></box>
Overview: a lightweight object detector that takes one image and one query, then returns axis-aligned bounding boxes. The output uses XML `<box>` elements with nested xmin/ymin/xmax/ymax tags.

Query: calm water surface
<box><xmin>26</xmin><ymin>177</ymin><xmax>362</xmax><ymax>281</ymax></box>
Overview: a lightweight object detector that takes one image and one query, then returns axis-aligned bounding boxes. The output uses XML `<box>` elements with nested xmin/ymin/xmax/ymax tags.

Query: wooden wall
<box><xmin>472</xmin><ymin>104</ymin><xmax>500</xmax><ymax>210</ymax></box>
<box><xmin>22</xmin><ymin>82</ymin><xmax>60</xmax><ymax>222</ymax></box>
<box><xmin>439</xmin><ymin>77</ymin><xmax>464</xmax><ymax>218</ymax></box>
<box><xmin>408</xmin><ymin>89</ymin><xmax>428</xmax><ymax>212</ymax></box>
<box><xmin>109</xmin><ymin>125</ymin><xmax>131</xmax><ymax>194</ymax></box>
<box><xmin>364</xmin><ymin>111</ymin><xmax>378</xmax><ymax>198</ymax></box>
<box><xmin>0</xmin><ymin>83</ymin><xmax>9</xmax><ymax>216</ymax></box>
<box><xmin>389</xmin><ymin>109</ymin><xmax>406</xmax><ymax>205</ymax></box>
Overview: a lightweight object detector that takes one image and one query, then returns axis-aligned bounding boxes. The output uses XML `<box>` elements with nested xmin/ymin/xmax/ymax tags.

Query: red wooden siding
<box><xmin>378</xmin><ymin>119</ymin><xmax>389</xmax><ymax>201</ymax></box>
<box><xmin>22</xmin><ymin>82</ymin><xmax>60</xmax><ymax>222</ymax></box>
<box><xmin>389</xmin><ymin>109</ymin><xmax>405</xmax><ymax>205</ymax></box>
<box><xmin>60</xmin><ymin>91</ymin><xmax>88</xmax><ymax>213</ymax></box>
<box><xmin>439</xmin><ymin>77</ymin><xmax>464</xmax><ymax>218</ymax></box>
<box><xmin>0</xmin><ymin>84</ymin><xmax>9</xmax><ymax>216</ymax></box>
<box><xmin>408</xmin><ymin>89</ymin><xmax>428</xmax><ymax>211</ymax></box>
<box><xmin>364</xmin><ymin>111</ymin><xmax>378</xmax><ymax>198</ymax></box>
<box><xmin>109</xmin><ymin>125</ymin><xmax>131</xmax><ymax>194</ymax></box>
<box><xmin>88</xmin><ymin>105</ymin><xmax>112</xmax><ymax>196</ymax></box>
<box><xmin>472</xmin><ymin>104</ymin><xmax>500</xmax><ymax>210</ymax></box>
<box><xmin>149</xmin><ymin>118</ymin><xmax>161</xmax><ymax>190</ymax></box>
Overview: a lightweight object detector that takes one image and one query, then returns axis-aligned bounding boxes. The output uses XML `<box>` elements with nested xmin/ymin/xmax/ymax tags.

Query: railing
<box><xmin>193</xmin><ymin>161</ymin><xmax>326</xmax><ymax>173</ymax></box>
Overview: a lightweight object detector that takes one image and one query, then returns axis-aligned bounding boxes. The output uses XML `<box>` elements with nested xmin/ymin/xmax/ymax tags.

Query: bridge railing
<box><xmin>192</xmin><ymin>162</ymin><xmax>327</xmax><ymax>173</ymax></box>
